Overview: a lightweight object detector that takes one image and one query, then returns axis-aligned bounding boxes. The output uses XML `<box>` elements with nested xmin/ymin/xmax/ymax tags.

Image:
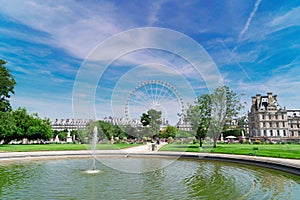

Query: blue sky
<box><xmin>0</xmin><ymin>0</ymin><xmax>300</xmax><ymax>124</ymax></box>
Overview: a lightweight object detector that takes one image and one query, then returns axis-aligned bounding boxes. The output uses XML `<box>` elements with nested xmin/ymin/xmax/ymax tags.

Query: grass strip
<box><xmin>0</xmin><ymin>143</ymin><xmax>141</xmax><ymax>152</ymax></box>
<box><xmin>160</xmin><ymin>143</ymin><xmax>300</xmax><ymax>159</ymax></box>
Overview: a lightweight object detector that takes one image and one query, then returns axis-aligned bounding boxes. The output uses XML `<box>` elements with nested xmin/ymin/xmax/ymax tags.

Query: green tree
<box><xmin>183</xmin><ymin>94</ymin><xmax>211</xmax><ymax>147</ymax></box>
<box><xmin>209</xmin><ymin>86</ymin><xmax>245</xmax><ymax>148</ymax></box>
<box><xmin>0</xmin><ymin>112</ymin><xmax>17</xmax><ymax>143</ymax></box>
<box><xmin>159</xmin><ymin>125</ymin><xmax>178</xmax><ymax>138</ymax></box>
<box><xmin>11</xmin><ymin>108</ymin><xmax>30</xmax><ymax>141</ymax></box>
<box><xmin>140</xmin><ymin>113</ymin><xmax>151</xmax><ymax>126</ymax></box>
<box><xmin>0</xmin><ymin>60</ymin><xmax>16</xmax><ymax>112</ymax></box>
<box><xmin>11</xmin><ymin>108</ymin><xmax>53</xmax><ymax>143</ymax></box>
<box><xmin>98</xmin><ymin>120</ymin><xmax>115</xmax><ymax>140</ymax></box>
<box><xmin>57</xmin><ymin>130</ymin><xmax>68</xmax><ymax>141</ymax></box>
<box><xmin>141</xmin><ymin>109</ymin><xmax>162</xmax><ymax>137</ymax></box>
<box><xmin>122</xmin><ymin>124</ymin><xmax>137</xmax><ymax>139</ymax></box>
<box><xmin>27</xmin><ymin>117</ymin><xmax>53</xmax><ymax>141</ymax></box>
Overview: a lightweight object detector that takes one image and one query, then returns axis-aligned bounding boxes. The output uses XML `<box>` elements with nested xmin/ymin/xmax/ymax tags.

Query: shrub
<box><xmin>244</xmin><ymin>140</ymin><xmax>250</xmax><ymax>144</ymax></box>
<box><xmin>193</xmin><ymin>138</ymin><xmax>198</xmax><ymax>144</ymax></box>
<box><xmin>167</xmin><ymin>137</ymin><xmax>173</xmax><ymax>144</ymax></box>
<box><xmin>253</xmin><ymin>140</ymin><xmax>260</xmax><ymax>144</ymax></box>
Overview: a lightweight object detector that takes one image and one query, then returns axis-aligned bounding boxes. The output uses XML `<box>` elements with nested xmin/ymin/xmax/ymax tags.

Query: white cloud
<box><xmin>0</xmin><ymin>0</ymin><xmax>123</xmax><ymax>58</ymax></box>
<box><xmin>270</xmin><ymin>6</ymin><xmax>300</xmax><ymax>29</ymax></box>
<box><xmin>147</xmin><ymin>1</ymin><xmax>164</xmax><ymax>25</ymax></box>
<box><xmin>239</xmin><ymin>0</ymin><xmax>262</xmax><ymax>39</ymax></box>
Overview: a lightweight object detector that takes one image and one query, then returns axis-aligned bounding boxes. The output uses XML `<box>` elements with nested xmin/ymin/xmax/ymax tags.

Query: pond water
<box><xmin>0</xmin><ymin>157</ymin><xmax>300</xmax><ymax>200</ymax></box>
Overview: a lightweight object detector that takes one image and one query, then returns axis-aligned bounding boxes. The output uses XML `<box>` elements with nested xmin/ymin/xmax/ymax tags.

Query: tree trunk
<box><xmin>213</xmin><ymin>140</ymin><xmax>217</xmax><ymax>148</ymax></box>
<box><xmin>199</xmin><ymin>138</ymin><xmax>203</xmax><ymax>147</ymax></box>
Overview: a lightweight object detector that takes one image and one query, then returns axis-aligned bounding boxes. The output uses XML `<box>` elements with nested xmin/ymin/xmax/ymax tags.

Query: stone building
<box><xmin>248</xmin><ymin>93</ymin><xmax>289</xmax><ymax>138</ymax></box>
<box><xmin>287</xmin><ymin>110</ymin><xmax>300</xmax><ymax>137</ymax></box>
<box><xmin>51</xmin><ymin>119</ymin><xmax>92</xmax><ymax>131</ymax></box>
<box><xmin>248</xmin><ymin>92</ymin><xmax>300</xmax><ymax>141</ymax></box>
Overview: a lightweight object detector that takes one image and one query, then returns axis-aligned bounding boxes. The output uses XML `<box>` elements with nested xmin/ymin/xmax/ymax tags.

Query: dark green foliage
<box><xmin>159</xmin><ymin>125</ymin><xmax>178</xmax><ymax>138</ymax></box>
<box><xmin>0</xmin><ymin>111</ymin><xmax>17</xmax><ymax>143</ymax></box>
<box><xmin>0</xmin><ymin>59</ymin><xmax>16</xmax><ymax>112</ymax></box>
<box><xmin>140</xmin><ymin>113</ymin><xmax>151</xmax><ymax>126</ymax></box>
<box><xmin>81</xmin><ymin>120</ymin><xmax>131</xmax><ymax>143</ymax></box>
<box><xmin>183</xmin><ymin>94</ymin><xmax>211</xmax><ymax>147</ymax></box>
<box><xmin>55</xmin><ymin>129</ymin><xmax>68</xmax><ymax>141</ymax></box>
<box><xmin>0</xmin><ymin>108</ymin><xmax>53</xmax><ymax>143</ymax></box>
<box><xmin>141</xmin><ymin>109</ymin><xmax>162</xmax><ymax>137</ymax></box>
<box><xmin>184</xmin><ymin>86</ymin><xmax>244</xmax><ymax>148</ymax></box>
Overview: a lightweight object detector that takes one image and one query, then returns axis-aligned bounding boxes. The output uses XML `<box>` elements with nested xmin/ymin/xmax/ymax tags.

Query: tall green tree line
<box><xmin>0</xmin><ymin>59</ymin><xmax>53</xmax><ymax>144</ymax></box>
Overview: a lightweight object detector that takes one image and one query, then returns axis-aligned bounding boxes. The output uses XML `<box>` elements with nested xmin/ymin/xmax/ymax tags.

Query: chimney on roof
<box><xmin>273</xmin><ymin>94</ymin><xmax>278</xmax><ymax>102</ymax></box>
<box><xmin>267</xmin><ymin>92</ymin><xmax>273</xmax><ymax>103</ymax></box>
<box><xmin>251</xmin><ymin>96</ymin><xmax>256</xmax><ymax>105</ymax></box>
<box><xmin>256</xmin><ymin>94</ymin><xmax>261</xmax><ymax>109</ymax></box>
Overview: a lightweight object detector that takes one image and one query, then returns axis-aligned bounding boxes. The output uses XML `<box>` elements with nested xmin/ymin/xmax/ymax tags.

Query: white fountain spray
<box><xmin>85</xmin><ymin>126</ymin><xmax>100</xmax><ymax>174</ymax></box>
<box><xmin>92</xmin><ymin>126</ymin><xmax>97</xmax><ymax>170</ymax></box>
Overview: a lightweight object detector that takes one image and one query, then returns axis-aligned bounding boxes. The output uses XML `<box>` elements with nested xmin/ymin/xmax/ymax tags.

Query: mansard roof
<box><xmin>250</xmin><ymin>93</ymin><xmax>281</xmax><ymax>112</ymax></box>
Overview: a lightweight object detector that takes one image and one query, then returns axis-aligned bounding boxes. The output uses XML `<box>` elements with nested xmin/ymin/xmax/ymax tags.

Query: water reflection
<box><xmin>185</xmin><ymin>162</ymin><xmax>241</xmax><ymax>199</ymax></box>
<box><xmin>0</xmin><ymin>162</ymin><xmax>45</xmax><ymax>197</ymax></box>
<box><xmin>185</xmin><ymin>160</ymin><xmax>300</xmax><ymax>200</ymax></box>
<box><xmin>0</xmin><ymin>158</ymin><xmax>299</xmax><ymax>199</ymax></box>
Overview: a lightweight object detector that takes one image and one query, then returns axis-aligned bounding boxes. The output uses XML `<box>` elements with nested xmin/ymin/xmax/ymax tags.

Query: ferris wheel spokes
<box><xmin>125</xmin><ymin>80</ymin><xmax>184</xmax><ymax>122</ymax></box>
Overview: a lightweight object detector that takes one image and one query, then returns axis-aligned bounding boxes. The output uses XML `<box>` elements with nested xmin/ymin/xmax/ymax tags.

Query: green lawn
<box><xmin>160</xmin><ymin>143</ymin><xmax>300</xmax><ymax>159</ymax></box>
<box><xmin>2</xmin><ymin>143</ymin><xmax>300</xmax><ymax>159</ymax></box>
<box><xmin>0</xmin><ymin>143</ymin><xmax>141</xmax><ymax>152</ymax></box>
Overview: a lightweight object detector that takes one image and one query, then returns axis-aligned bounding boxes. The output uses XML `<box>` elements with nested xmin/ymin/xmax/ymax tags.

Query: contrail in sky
<box><xmin>239</xmin><ymin>0</ymin><xmax>262</xmax><ymax>39</ymax></box>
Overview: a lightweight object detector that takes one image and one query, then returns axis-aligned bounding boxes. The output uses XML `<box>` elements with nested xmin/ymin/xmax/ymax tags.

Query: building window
<box><xmin>268</xmin><ymin>113</ymin><xmax>271</xmax><ymax>119</ymax></box>
<box><xmin>282</xmin><ymin>114</ymin><xmax>284</xmax><ymax>120</ymax></box>
<box><xmin>275</xmin><ymin>113</ymin><xmax>278</xmax><ymax>119</ymax></box>
<box><xmin>262</xmin><ymin>122</ymin><xmax>265</xmax><ymax>127</ymax></box>
<box><xmin>264</xmin><ymin>130</ymin><xmax>266</xmax><ymax>136</ymax></box>
<box><xmin>282</xmin><ymin>122</ymin><xmax>285</xmax><ymax>127</ymax></box>
<box><xmin>262</xmin><ymin>114</ymin><xmax>264</xmax><ymax>120</ymax></box>
<box><xmin>269</xmin><ymin>122</ymin><xmax>272</xmax><ymax>128</ymax></box>
<box><xmin>276</xmin><ymin>122</ymin><xmax>279</xmax><ymax>127</ymax></box>
<box><xmin>277</xmin><ymin>130</ymin><xmax>280</xmax><ymax>136</ymax></box>
<box><xmin>270</xmin><ymin>130</ymin><xmax>273</xmax><ymax>136</ymax></box>
<box><xmin>283</xmin><ymin>130</ymin><xmax>286</xmax><ymax>136</ymax></box>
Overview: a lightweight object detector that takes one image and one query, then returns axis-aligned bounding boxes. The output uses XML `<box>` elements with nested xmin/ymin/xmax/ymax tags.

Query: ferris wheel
<box><xmin>125</xmin><ymin>80</ymin><xmax>184</xmax><ymax>123</ymax></box>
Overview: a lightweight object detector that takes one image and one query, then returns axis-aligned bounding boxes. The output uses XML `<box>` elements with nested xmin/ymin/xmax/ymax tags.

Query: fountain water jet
<box><xmin>84</xmin><ymin>126</ymin><xmax>101</xmax><ymax>174</ymax></box>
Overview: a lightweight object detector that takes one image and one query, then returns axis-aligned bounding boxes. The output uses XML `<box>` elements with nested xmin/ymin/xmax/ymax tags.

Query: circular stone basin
<box><xmin>0</xmin><ymin>157</ymin><xmax>300</xmax><ymax>199</ymax></box>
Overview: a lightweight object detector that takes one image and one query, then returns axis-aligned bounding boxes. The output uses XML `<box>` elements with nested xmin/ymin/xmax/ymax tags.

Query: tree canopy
<box><xmin>0</xmin><ymin>108</ymin><xmax>53</xmax><ymax>144</ymax></box>
<box><xmin>209</xmin><ymin>85</ymin><xmax>245</xmax><ymax>147</ymax></box>
<box><xmin>183</xmin><ymin>94</ymin><xmax>211</xmax><ymax>147</ymax></box>
<box><xmin>159</xmin><ymin>125</ymin><xmax>178</xmax><ymax>138</ymax></box>
<box><xmin>183</xmin><ymin>86</ymin><xmax>244</xmax><ymax>148</ymax></box>
<box><xmin>140</xmin><ymin>109</ymin><xmax>162</xmax><ymax>137</ymax></box>
<box><xmin>0</xmin><ymin>59</ymin><xmax>16</xmax><ymax>112</ymax></box>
